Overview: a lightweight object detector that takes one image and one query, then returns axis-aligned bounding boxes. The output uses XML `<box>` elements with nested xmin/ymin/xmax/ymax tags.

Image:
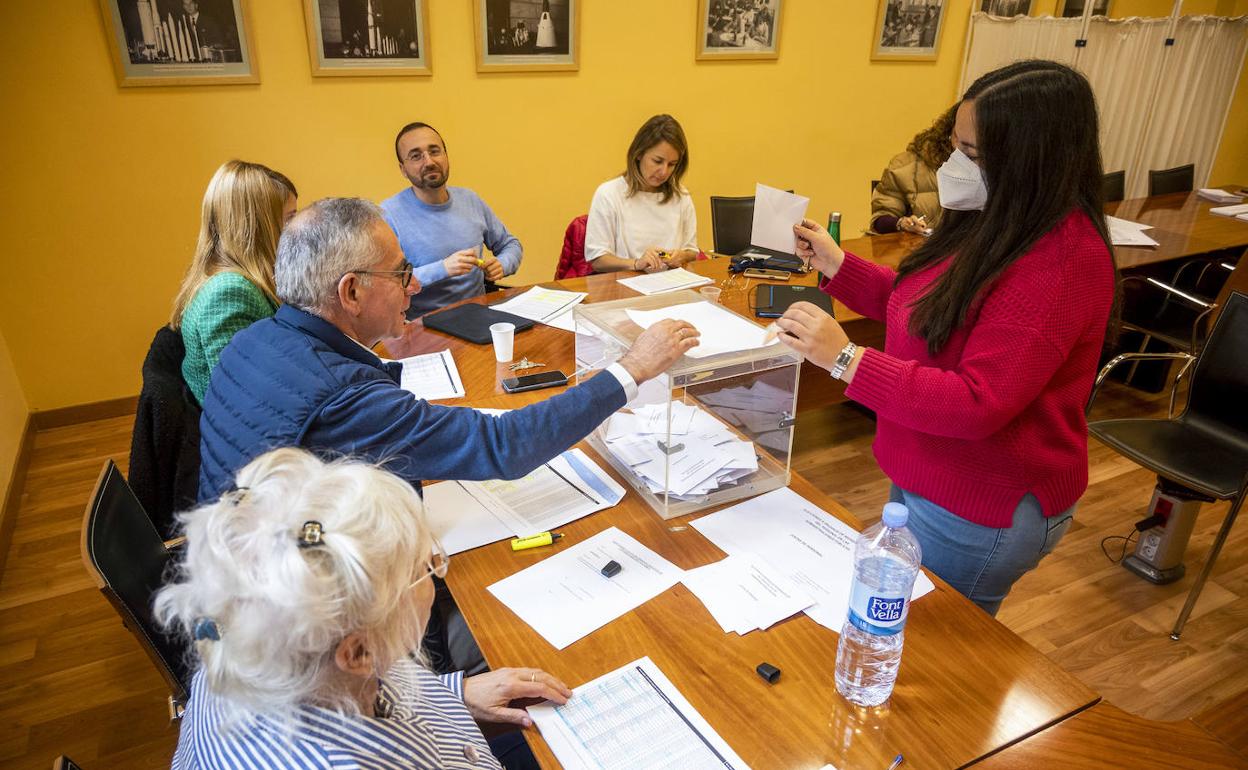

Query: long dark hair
<box><xmin>623</xmin><ymin>114</ymin><xmax>689</xmax><ymax>204</ymax></box>
<box><xmin>897</xmin><ymin>60</ymin><xmax>1115</xmax><ymax>355</ymax></box>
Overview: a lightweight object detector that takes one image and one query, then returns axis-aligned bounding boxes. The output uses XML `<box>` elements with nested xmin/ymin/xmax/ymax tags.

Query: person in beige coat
<box><xmin>870</xmin><ymin>104</ymin><xmax>957</xmax><ymax>235</ymax></box>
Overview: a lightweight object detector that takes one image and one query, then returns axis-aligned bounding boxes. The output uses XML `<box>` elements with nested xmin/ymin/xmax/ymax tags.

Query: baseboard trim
<box><xmin>0</xmin><ymin>413</ymin><xmax>36</xmax><ymax>578</ymax></box>
<box><xmin>31</xmin><ymin>395</ymin><xmax>138</xmax><ymax>430</ymax></box>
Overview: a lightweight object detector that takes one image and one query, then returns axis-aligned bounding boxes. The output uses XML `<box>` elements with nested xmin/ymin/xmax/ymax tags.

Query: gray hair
<box><xmin>275</xmin><ymin>197</ymin><xmax>388</xmax><ymax>314</ymax></box>
<box><xmin>154</xmin><ymin>448</ymin><xmax>434</xmax><ymax>727</ymax></box>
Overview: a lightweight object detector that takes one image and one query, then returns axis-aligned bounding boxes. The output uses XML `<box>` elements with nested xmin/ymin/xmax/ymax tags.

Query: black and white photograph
<box><xmin>1058</xmin><ymin>0</ymin><xmax>1112</xmax><ymax>17</ymax></box>
<box><xmin>696</xmin><ymin>0</ymin><xmax>782</xmax><ymax>61</ymax></box>
<box><xmin>99</xmin><ymin>0</ymin><xmax>256</xmax><ymax>85</ymax></box>
<box><xmin>303</xmin><ymin>0</ymin><xmax>430</xmax><ymax>76</ymax></box>
<box><xmin>475</xmin><ymin>0</ymin><xmax>577</xmax><ymax>72</ymax></box>
<box><xmin>979</xmin><ymin>0</ymin><xmax>1033</xmax><ymax>15</ymax></box>
<box><xmin>872</xmin><ymin>0</ymin><xmax>946</xmax><ymax>61</ymax></box>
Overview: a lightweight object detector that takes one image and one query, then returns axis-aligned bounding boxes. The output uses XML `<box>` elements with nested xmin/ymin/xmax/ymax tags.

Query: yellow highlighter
<box><xmin>511</xmin><ymin>531</ymin><xmax>564</xmax><ymax>551</ymax></box>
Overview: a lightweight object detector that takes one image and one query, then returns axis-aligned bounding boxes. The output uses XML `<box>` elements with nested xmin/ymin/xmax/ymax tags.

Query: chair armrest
<box><xmin>1121</xmin><ymin>275</ymin><xmax>1215</xmax><ymax>310</ymax></box>
<box><xmin>1086</xmin><ymin>351</ymin><xmax>1194</xmax><ymax>416</ymax></box>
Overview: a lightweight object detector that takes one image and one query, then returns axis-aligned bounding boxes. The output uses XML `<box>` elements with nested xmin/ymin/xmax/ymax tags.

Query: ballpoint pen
<box><xmin>886</xmin><ymin>753</ymin><xmax>904</xmax><ymax>770</ymax></box>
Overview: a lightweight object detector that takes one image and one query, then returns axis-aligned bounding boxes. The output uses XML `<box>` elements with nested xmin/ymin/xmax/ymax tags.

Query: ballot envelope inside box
<box><xmin>574</xmin><ymin>291</ymin><xmax>801</xmax><ymax>520</ymax></box>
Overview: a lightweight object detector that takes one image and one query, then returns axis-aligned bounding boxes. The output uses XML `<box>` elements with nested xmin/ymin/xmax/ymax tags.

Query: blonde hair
<box><xmin>169</xmin><ymin>160</ymin><xmax>296</xmax><ymax>329</ymax></box>
<box><xmin>154</xmin><ymin>448</ymin><xmax>434</xmax><ymax>727</ymax></box>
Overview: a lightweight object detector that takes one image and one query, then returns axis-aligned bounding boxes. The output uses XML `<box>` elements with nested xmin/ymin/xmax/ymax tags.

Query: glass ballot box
<box><xmin>574</xmin><ymin>291</ymin><xmax>801</xmax><ymax>520</ymax></box>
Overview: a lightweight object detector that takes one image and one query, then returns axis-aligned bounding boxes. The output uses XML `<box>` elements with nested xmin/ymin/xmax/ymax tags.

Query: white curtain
<box><xmin>960</xmin><ymin>12</ymin><xmax>1248</xmax><ymax>199</ymax></box>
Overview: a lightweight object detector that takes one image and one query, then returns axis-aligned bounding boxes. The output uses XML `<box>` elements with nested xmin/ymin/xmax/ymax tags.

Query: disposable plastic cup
<box><xmin>490</xmin><ymin>322</ymin><xmax>515</xmax><ymax>362</ymax></box>
<box><xmin>700</xmin><ymin>286</ymin><xmax>723</xmax><ymax>303</ymax></box>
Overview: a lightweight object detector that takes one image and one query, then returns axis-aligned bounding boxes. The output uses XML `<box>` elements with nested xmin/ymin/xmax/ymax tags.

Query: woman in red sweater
<box><xmin>777</xmin><ymin>60</ymin><xmax>1117</xmax><ymax>615</ymax></box>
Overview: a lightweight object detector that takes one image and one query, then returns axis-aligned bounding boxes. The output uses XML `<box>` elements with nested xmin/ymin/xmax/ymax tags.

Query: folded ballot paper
<box><xmin>1197</xmin><ymin>188</ymin><xmax>1244</xmax><ymax>204</ymax></box>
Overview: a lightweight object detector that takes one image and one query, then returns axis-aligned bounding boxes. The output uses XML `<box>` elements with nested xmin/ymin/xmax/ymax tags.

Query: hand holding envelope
<box><xmin>751</xmin><ymin>183</ymin><xmax>811</xmax><ymax>256</ymax></box>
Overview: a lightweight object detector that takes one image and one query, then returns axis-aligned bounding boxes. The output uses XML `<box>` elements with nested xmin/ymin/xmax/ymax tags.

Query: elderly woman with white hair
<box><xmin>156</xmin><ymin>447</ymin><xmax>569</xmax><ymax>769</ymax></box>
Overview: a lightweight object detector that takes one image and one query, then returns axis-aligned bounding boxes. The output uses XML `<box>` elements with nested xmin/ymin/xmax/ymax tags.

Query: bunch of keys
<box><xmin>508</xmin><ymin>357</ymin><xmax>544</xmax><ymax>372</ymax></box>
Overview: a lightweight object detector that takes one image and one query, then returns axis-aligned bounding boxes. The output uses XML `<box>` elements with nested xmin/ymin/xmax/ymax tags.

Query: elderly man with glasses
<box><xmin>198</xmin><ymin>197</ymin><xmax>698</xmax><ymax>673</ymax></box>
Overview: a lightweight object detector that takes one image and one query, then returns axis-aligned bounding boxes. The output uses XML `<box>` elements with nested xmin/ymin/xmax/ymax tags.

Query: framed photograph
<box><xmin>97</xmin><ymin>0</ymin><xmax>258</xmax><ymax>86</ymax></box>
<box><xmin>979</xmin><ymin>0</ymin><xmax>1032</xmax><ymax>14</ymax></box>
<box><xmin>1058</xmin><ymin>0</ymin><xmax>1111</xmax><ymax>17</ymax></box>
<box><xmin>303</xmin><ymin>0</ymin><xmax>430</xmax><ymax>77</ymax></box>
<box><xmin>696</xmin><ymin>0</ymin><xmax>782</xmax><ymax>61</ymax></box>
<box><xmin>473</xmin><ymin>0</ymin><xmax>577</xmax><ymax>72</ymax></box>
<box><xmin>872</xmin><ymin>0</ymin><xmax>946</xmax><ymax>62</ymax></box>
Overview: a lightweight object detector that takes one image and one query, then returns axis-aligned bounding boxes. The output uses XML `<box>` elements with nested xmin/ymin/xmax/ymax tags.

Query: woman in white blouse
<box><xmin>157</xmin><ymin>447</ymin><xmax>569</xmax><ymax>769</ymax></box>
<box><xmin>585</xmin><ymin>114</ymin><xmax>699</xmax><ymax>273</ymax></box>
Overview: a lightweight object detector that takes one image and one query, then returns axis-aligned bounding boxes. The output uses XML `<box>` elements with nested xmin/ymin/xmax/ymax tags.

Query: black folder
<box><xmin>753</xmin><ymin>284</ymin><xmax>834</xmax><ymax>319</ymax></box>
<box><xmin>421</xmin><ymin>302</ymin><xmax>536</xmax><ymax>344</ymax></box>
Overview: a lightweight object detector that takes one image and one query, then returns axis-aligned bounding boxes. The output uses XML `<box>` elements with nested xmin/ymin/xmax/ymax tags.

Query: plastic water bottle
<box><xmin>834</xmin><ymin>502</ymin><xmax>923</xmax><ymax>707</ymax></box>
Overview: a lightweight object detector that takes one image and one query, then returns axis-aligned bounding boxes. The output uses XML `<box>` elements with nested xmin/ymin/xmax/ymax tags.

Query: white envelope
<box><xmin>751</xmin><ymin>183</ymin><xmax>811</xmax><ymax>255</ymax></box>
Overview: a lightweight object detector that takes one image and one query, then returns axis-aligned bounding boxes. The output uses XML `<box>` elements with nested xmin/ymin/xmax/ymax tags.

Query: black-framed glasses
<box><xmin>353</xmin><ymin>260</ymin><xmax>414</xmax><ymax>289</ymax></box>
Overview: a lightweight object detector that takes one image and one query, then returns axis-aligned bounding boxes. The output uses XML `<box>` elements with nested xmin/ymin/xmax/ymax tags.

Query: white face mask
<box><xmin>936</xmin><ymin>148</ymin><xmax>988</xmax><ymax>211</ymax></box>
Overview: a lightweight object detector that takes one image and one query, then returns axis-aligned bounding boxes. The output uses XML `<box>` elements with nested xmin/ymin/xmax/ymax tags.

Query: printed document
<box><xmin>487</xmin><ymin>527</ymin><xmax>683</xmax><ymax>649</ymax></box>
<box><xmin>751</xmin><ymin>183</ymin><xmax>810</xmax><ymax>255</ymax></box>
<box><xmin>618</xmin><ymin>267</ymin><xmax>713</xmax><ymax>295</ymax></box>
<box><xmin>491</xmin><ymin>286</ymin><xmax>587</xmax><ymax>332</ymax></box>
<box><xmin>691</xmin><ymin>487</ymin><xmax>935</xmax><ymax>632</ymax></box>
<box><xmin>528</xmin><ymin>656</ymin><xmax>750</xmax><ymax>770</ymax></box>
<box><xmin>396</xmin><ymin>349</ymin><xmax>465</xmax><ymax>401</ymax></box>
<box><xmin>626</xmin><ymin>300</ymin><xmax>780</xmax><ymax>358</ymax></box>
<box><xmin>1105</xmin><ymin>215</ymin><xmax>1159</xmax><ymax>247</ymax></box>
<box><xmin>681</xmin><ymin>553</ymin><xmax>815</xmax><ymax>635</ymax></box>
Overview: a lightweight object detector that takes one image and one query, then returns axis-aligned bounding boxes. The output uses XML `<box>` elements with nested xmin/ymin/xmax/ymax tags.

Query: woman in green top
<box><xmin>171</xmin><ymin>160</ymin><xmax>298</xmax><ymax>404</ymax></box>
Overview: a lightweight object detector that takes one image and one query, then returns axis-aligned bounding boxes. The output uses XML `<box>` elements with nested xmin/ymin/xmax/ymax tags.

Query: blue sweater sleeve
<box><xmin>480</xmin><ymin>199</ymin><xmax>523</xmax><ymax>277</ymax></box>
<box><xmin>310</xmin><ymin>370</ymin><xmax>626</xmax><ymax>482</ymax></box>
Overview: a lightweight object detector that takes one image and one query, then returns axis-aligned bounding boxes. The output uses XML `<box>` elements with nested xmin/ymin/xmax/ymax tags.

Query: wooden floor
<box><xmin>0</xmin><ymin>379</ymin><xmax>1245</xmax><ymax>768</ymax></box>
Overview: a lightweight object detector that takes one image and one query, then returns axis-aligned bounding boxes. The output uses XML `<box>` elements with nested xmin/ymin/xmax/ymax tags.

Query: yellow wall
<box><xmin>0</xmin><ymin>329</ymin><xmax>29</xmax><ymax>511</ymax></box>
<box><xmin>0</xmin><ymin>0</ymin><xmax>1243</xmax><ymax>411</ymax></box>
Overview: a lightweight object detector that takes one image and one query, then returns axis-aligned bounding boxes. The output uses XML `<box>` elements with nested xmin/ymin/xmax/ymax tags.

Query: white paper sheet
<box><xmin>626</xmin><ymin>300</ymin><xmax>780</xmax><ymax>359</ymax></box>
<box><xmin>751</xmin><ymin>183</ymin><xmax>810</xmax><ymax>255</ymax></box>
<box><xmin>618</xmin><ymin>267</ymin><xmax>713</xmax><ymax>296</ymax></box>
<box><xmin>397</xmin><ymin>349</ymin><xmax>465</xmax><ymax>400</ymax></box>
<box><xmin>1210</xmin><ymin>203</ymin><xmax>1248</xmax><ymax>217</ymax></box>
<box><xmin>1106</xmin><ymin>215</ymin><xmax>1159</xmax><ymax>247</ymax></box>
<box><xmin>462</xmin><ymin>449</ymin><xmax>625</xmax><ymax>537</ymax></box>
<box><xmin>491</xmin><ymin>286</ymin><xmax>587</xmax><ymax>332</ymax></box>
<box><xmin>691</xmin><ymin>487</ymin><xmax>935</xmax><ymax>632</ymax></box>
<box><xmin>528</xmin><ymin>656</ymin><xmax>751</xmax><ymax>770</ymax></box>
<box><xmin>422</xmin><ymin>480</ymin><xmax>512</xmax><ymax>556</ymax></box>
<box><xmin>487</xmin><ymin>527</ymin><xmax>684</xmax><ymax>649</ymax></box>
<box><xmin>681</xmin><ymin>553</ymin><xmax>815</xmax><ymax>635</ymax></box>
<box><xmin>1197</xmin><ymin>188</ymin><xmax>1244</xmax><ymax>204</ymax></box>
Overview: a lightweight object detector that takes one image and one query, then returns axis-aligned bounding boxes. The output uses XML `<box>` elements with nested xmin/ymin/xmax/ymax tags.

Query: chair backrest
<box><xmin>870</xmin><ymin>179</ymin><xmax>880</xmax><ymax>195</ymax></box>
<box><xmin>554</xmin><ymin>214</ymin><xmax>592</xmax><ymax>279</ymax></box>
<box><xmin>709</xmin><ymin>195</ymin><xmax>755</xmax><ymax>255</ymax></box>
<box><xmin>1148</xmin><ymin>163</ymin><xmax>1195</xmax><ymax>197</ymax></box>
<box><xmin>128</xmin><ymin>326</ymin><xmax>201</xmax><ymax>538</ymax></box>
<box><xmin>1183</xmin><ymin>290</ymin><xmax>1248</xmax><ymax>439</ymax></box>
<box><xmin>52</xmin><ymin>757</ymin><xmax>84</xmax><ymax>770</ymax></box>
<box><xmin>80</xmin><ymin>460</ymin><xmax>189</xmax><ymax>703</ymax></box>
<box><xmin>1102</xmin><ymin>170</ymin><xmax>1125</xmax><ymax>202</ymax></box>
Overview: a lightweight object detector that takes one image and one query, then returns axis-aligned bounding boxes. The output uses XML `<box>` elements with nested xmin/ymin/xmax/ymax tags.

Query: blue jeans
<box><xmin>889</xmin><ymin>485</ymin><xmax>1074</xmax><ymax>616</ymax></box>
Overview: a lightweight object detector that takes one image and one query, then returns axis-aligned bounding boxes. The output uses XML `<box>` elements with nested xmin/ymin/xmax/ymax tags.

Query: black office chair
<box><xmin>52</xmin><ymin>757</ymin><xmax>85</xmax><ymax>770</ymax></box>
<box><xmin>1148</xmin><ymin>163</ymin><xmax>1195</xmax><ymax>196</ymax></box>
<box><xmin>80</xmin><ymin>460</ymin><xmax>189</xmax><ymax>719</ymax></box>
<box><xmin>129</xmin><ymin>326</ymin><xmax>201</xmax><ymax>539</ymax></box>
<box><xmin>870</xmin><ymin>179</ymin><xmax>880</xmax><ymax>195</ymax></box>
<box><xmin>709</xmin><ymin>195</ymin><xmax>756</xmax><ymax>256</ymax></box>
<box><xmin>1087</xmin><ymin>291</ymin><xmax>1248</xmax><ymax>639</ymax></box>
<box><xmin>1102</xmin><ymin>170</ymin><xmax>1126</xmax><ymax>202</ymax></box>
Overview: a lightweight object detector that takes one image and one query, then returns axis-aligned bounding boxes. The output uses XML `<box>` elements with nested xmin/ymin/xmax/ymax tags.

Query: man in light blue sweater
<box><xmin>382</xmin><ymin>122</ymin><xmax>523</xmax><ymax>318</ymax></box>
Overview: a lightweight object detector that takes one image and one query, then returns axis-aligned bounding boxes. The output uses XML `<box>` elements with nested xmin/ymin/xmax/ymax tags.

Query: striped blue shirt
<box><xmin>171</xmin><ymin>659</ymin><xmax>500</xmax><ymax>769</ymax></box>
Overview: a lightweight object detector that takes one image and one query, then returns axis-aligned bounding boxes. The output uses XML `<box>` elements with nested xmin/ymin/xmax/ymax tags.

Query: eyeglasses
<box><xmin>353</xmin><ymin>260</ymin><xmax>415</xmax><ymax>289</ymax></box>
<box><xmin>408</xmin><ymin>542</ymin><xmax>449</xmax><ymax>590</ymax></box>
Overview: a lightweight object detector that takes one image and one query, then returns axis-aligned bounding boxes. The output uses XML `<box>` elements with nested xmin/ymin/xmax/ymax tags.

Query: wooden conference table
<box><xmin>383</xmin><ymin>261</ymin><xmax>1099</xmax><ymax>769</ymax></box>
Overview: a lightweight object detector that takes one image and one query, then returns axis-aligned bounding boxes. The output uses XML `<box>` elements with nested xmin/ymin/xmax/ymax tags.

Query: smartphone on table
<box><xmin>742</xmin><ymin>268</ymin><xmax>791</xmax><ymax>281</ymax></box>
<box><xmin>501</xmin><ymin>371</ymin><xmax>569</xmax><ymax>393</ymax></box>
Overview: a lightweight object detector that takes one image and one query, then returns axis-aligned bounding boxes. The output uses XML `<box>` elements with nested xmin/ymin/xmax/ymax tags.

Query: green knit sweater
<box><xmin>180</xmin><ymin>272</ymin><xmax>278</xmax><ymax>404</ymax></box>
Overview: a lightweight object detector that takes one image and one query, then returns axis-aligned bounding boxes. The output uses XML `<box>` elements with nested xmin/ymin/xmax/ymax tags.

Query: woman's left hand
<box><xmin>463</xmin><ymin>667</ymin><xmax>572</xmax><ymax>727</ymax></box>
<box><xmin>775</xmin><ymin>301</ymin><xmax>849</xmax><ymax>371</ymax></box>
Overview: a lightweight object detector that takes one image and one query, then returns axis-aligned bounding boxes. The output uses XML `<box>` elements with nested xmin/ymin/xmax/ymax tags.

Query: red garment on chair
<box><xmin>555</xmin><ymin>215</ymin><xmax>592</xmax><ymax>279</ymax></box>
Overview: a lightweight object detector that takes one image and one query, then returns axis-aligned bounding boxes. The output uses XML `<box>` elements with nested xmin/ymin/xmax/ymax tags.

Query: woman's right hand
<box><xmin>635</xmin><ymin>248</ymin><xmax>668</xmax><ymax>273</ymax></box>
<box><xmin>792</xmin><ymin>219</ymin><xmax>845</xmax><ymax>277</ymax></box>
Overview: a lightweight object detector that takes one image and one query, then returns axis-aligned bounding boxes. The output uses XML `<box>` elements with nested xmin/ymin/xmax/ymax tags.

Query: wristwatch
<box><xmin>830</xmin><ymin>342</ymin><xmax>858</xmax><ymax>380</ymax></box>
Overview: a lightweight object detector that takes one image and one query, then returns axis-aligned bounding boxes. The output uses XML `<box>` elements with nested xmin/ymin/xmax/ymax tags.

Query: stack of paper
<box><xmin>491</xmin><ymin>285</ymin><xmax>587</xmax><ymax>332</ymax></box>
<box><xmin>681</xmin><ymin>553</ymin><xmax>815</xmax><ymax>635</ymax></box>
<box><xmin>1197</xmin><ymin>188</ymin><xmax>1244</xmax><ymax>204</ymax></box>
<box><xmin>1210</xmin><ymin>203</ymin><xmax>1248</xmax><ymax>219</ymax></box>
<box><xmin>618</xmin><ymin>267</ymin><xmax>712</xmax><ymax>295</ymax></box>
<box><xmin>1106</xmin><ymin>215</ymin><xmax>1159</xmax><ymax>247</ymax></box>
<box><xmin>600</xmin><ymin>402</ymin><xmax>759</xmax><ymax>501</ymax></box>
<box><xmin>625</xmin><ymin>300</ymin><xmax>781</xmax><ymax>358</ymax></box>
<box><xmin>396</xmin><ymin>349</ymin><xmax>465</xmax><ymax>401</ymax></box>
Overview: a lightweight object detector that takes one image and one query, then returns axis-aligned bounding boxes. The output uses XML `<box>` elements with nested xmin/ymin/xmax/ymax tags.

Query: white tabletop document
<box><xmin>491</xmin><ymin>285</ymin><xmax>587</xmax><ymax>332</ymax></box>
<box><xmin>618</xmin><ymin>267</ymin><xmax>713</xmax><ymax>296</ymax></box>
<box><xmin>528</xmin><ymin>656</ymin><xmax>751</xmax><ymax>770</ymax></box>
<box><xmin>691</xmin><ymin>487</ymin><xmax>935</xmax><ymax>632</ymax></box>
<box><xmin>487</xmin><ymin>527</ymin><xmax>683</xmax><ymax>649</ymax></box>
<box><xmin>396</xmin><ymin>349</ymin><xmax>465</xmax><ymax>401</ymax></box>
<box><xmin>626</xmin><ymin>300</ymin><xmax>781</xmax><ymax>358</ymax></box>
<box><xmin>681</xmin><ymin>553</ymin><xmax>815</xmax><ymax>635</ymax></box>
<box><xmin>752</xmin><ymin>183</ymin><xmax>810</xmax><ymax>255</ymax></box>
<box><xmin>422</xmin><ymin>449</ymin><xmax>624</xmax><ymax>555</ymax></box>
<box><xmin>1105</xmin><ymin>215</ymin><xmax>1160</xmax><ymax>247</ymax></box>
